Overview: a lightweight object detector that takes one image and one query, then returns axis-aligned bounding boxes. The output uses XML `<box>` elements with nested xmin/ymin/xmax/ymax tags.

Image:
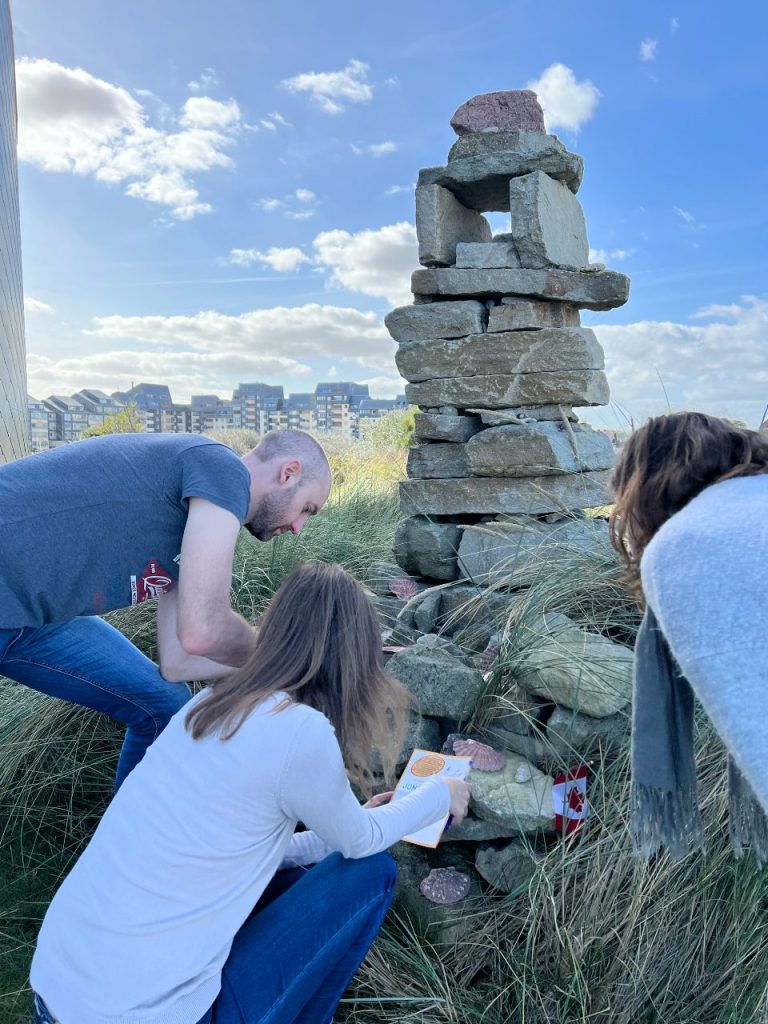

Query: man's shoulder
<box><xmin>104</xmin><ymin>433</ymin><xmax>244</xmax><ymax>473</ymax></box>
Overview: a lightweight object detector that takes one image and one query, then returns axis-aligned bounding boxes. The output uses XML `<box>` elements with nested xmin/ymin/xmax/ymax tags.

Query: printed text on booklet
<box><xmin>392</xmin><ymin>749</ymin><xmax>472</xmax><ymax>848</ymax></box>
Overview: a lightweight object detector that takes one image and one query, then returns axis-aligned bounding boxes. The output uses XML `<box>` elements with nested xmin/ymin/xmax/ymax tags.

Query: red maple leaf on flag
<box><xmin>552</xmin><ymin>764</ymin><xmax>590</xmax><ymax>836</ymax></box>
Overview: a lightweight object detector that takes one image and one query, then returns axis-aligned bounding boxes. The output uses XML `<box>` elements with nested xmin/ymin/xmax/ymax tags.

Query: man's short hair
<box><xmin>254</xmin><ymin>430</ymin><xmax>330</xmax><ymax>483</ymax></box>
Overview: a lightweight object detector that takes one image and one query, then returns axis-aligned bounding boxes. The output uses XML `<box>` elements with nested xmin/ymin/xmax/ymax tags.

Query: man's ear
<box><xmin>278</xmin><ymin>458</ymin><xmax>302</xmax><ymax>485</ymax></box>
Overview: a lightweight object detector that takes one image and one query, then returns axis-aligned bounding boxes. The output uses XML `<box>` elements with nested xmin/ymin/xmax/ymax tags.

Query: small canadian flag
<box><xmin>552</xmin><ymin>764</ymin><xmax>590</xmax><ymax>835</ymax></box>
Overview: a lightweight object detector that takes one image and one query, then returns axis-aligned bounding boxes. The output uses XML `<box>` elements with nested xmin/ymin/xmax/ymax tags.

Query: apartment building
<box><xmin>73</xmin><ymin>389</ymin><xmax>126</xmax><ymax>430</ymax></box>
<box><xmin>357</xmin><ymin>396</ymin><xmax>408</xmax><ymax>424</ymax></box>
<box><xmin>232</xmin><ymin>383</ymin><xmax>285</xmax><ymax>434</ymax></box>
<box><xmin>42</xmin><ymin>396</ymin><xmax>90</xmax><ymax>445</ymax></box>
<box><xmin>190</xmin><ymin>394</ymin><xmax>235</xmax><ymax>434</ymax></box>
<box><xmin>314</xmin><ymin>382</ymin><xmax>370</xmax><ymax>436</ymax></box>
<box><xmin>27</xmin><ymin>381</ymin><xmax>408</xmax><ymax>449</ymax></box>
<box><xmin>284</xmin><ymin>393</ymin><xmax>317</xmax><ymax>432</ymax></box>
<box><xmin>28</xmin><ymin>396</ymin><xmax>52</xmax><ymax>452</ymax></box>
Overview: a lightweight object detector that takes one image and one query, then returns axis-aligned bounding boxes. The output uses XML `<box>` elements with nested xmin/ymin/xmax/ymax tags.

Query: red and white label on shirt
<box><xmin>131</xmin><ymin>558</ymin><xmax>174</xmax><ymax>605</ymax></box>
<box><xmin>552</xmin><ymin>764</ymin><xmax>590</xmax><ymax>836</ymax></box>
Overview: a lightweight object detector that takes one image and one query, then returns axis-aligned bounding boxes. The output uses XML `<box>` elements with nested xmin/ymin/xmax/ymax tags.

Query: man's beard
<box><xmin>244</xmin><ymin>489</ymin><xmax>296</xmax><ymax>541</ymax></box>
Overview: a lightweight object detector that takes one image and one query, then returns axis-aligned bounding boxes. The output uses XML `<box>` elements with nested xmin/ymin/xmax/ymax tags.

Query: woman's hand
<box><xmin>443</xmin><ymin>777</ymin><xmax>471</xmax><ymax>825</ymax></box>
<box><xmin>363</xmin><ymin>791</ymin><xmax>394</xmax><ymax>809</ymax></box>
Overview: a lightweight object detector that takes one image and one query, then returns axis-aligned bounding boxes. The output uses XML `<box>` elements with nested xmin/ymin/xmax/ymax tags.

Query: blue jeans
<box><xmin>203</xmin><ymin>851</ymin><xmax>396</xmax><ymax>1024</ymax></box>
<box><xmin>33</xmin><ymin>852</ymin><xmax>396</xmax><ymax>1024</ymax></box>
<box><xmin>0</xmin><ymin>616</ymin><xmax>190</xmax><ymax>789</ymax></box>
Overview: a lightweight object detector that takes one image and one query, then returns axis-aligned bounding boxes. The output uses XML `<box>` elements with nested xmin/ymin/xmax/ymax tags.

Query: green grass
<box><xmin>2</xmin><ymin>444</ymin><xmax>768</xmax><ymax>1023</ymax></box>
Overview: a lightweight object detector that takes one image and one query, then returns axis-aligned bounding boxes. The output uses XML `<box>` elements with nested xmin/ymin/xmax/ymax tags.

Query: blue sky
<box><xmin>11</xmin><ymin>0</ymin><xmax>768</xmax><ymax>428</ymax></box>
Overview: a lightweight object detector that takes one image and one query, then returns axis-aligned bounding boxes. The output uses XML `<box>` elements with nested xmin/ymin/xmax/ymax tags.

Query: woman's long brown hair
<box><xmin>609</xmin><ymin>412</ymin><xmax>768</xmax><ymax>594</ymax></box>
<box><xmin>185</xmin><ymin>561</ymin><xmax>409</xmax><ymax>789</ymax></box>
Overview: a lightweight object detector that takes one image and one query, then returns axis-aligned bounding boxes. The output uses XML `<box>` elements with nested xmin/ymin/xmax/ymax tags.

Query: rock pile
<box><xmin>387</xmin><ymin>89</ymin><xmax>630</xmax><ymax>590</ymax></box>
<box><xmin>376</xmin><ymin>90</ymin><xmax>634</xmax><ymax>942</ymax></box>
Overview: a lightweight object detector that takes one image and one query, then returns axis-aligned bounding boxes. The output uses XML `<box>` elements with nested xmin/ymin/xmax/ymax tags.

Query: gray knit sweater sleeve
<box><xmin>640</xmin><ymin>474</ymin><xmax>768</xmax><ymax>812</ymax></box>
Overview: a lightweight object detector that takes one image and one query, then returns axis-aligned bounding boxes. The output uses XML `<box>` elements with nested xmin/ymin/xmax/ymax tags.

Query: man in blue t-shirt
<box><xmin>0</xmin><ymin>429</ymin><xmax>332</xmax><ymax>787</ymax></box>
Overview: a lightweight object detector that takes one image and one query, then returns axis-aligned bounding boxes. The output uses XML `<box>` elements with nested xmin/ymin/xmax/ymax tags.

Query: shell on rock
<box><xmin>452</xmin><ymin>738</ymin><xmax>505</xmax><ymax>773</ymax></box>
<box><xmin>388</xmin><ymin>578</ymin><xmax>419</xmax><ymax>601</ymax></box>
<box><xmin>515</xmin><ymin>764</ymin><xmax>533</xmax><ymax>784</ymax></box>
<box><xmin>419</xmin><ymin>867</ymin><xmax>471</xmax><ymax>905</ymax></box>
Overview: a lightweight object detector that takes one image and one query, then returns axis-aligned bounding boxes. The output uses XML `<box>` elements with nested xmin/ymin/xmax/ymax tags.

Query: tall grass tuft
<box><xmin>343</xmin><ymin>718</ymin><xmax>768</xmax><ymax>1024</ymax></box>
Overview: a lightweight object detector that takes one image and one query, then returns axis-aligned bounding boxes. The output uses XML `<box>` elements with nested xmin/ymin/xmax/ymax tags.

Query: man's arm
<box><xmin>156</xmin><ymin>588</ymin><xmax>239</xmax><ymax>682</ymax></box>
<box><xmin>167</xmin><ymin>497</ymin><xmax>258</xmax><ymax>671</ymax></box>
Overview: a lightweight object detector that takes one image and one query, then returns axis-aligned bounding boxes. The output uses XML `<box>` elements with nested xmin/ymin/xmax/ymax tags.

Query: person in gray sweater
<box><xmin>31</xmin><ymin>562</ymin><xmax>471</xmax><ymax>1024</ymax></box>
<box><xmin>610</xmin><ymin>412</ymin><xmax>768</xmax><ymax>863</ymax></box>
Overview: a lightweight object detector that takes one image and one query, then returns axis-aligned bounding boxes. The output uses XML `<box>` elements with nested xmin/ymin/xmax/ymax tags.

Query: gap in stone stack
<box><xmin>378</xmin><ymin>89</ymin><xmax>632</xmax><ymax>937</ymax></box>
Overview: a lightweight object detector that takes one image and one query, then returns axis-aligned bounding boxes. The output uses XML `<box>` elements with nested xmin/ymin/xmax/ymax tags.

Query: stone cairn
<box><xmin>372</xmin><ymin>91</ymin><xmax>634</xmax><ymax>939</ymax></box>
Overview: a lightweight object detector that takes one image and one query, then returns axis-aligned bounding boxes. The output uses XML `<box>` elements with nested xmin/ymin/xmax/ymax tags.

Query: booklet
<box><xmin>392</xmin><ymin>748</ymin><xmax>473</xmax><ymax>849</ymax></box>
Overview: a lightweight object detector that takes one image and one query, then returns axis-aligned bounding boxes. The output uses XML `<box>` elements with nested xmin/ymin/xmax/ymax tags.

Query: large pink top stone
<box><xmin>450</xmin><ymin>90</ymin><xmax>545</xmax><ymax>137</ymax></box>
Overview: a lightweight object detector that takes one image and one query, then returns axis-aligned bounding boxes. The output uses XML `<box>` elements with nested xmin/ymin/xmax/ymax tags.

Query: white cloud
<box><xmin>26</xmin><ymin>348</ymin><xmax>310</xmax><ymax>406</ymax></box>
<box><xmin>227</xmin><ymin>246</ymin><xmax>312</xmax><ymax>272</ymax></box>
<box><xmin>258</xmin><ymin>188</ymin><xmax>317</xmax><ymax>219</ymax></box>
<box><xmin>670</xmin><ymin>17</ymin><xmax>680</xmax><ymax>32</ymax></box>
<box><xmin>352</xmin><ymin>140</ymin><xmax>397</xmax><ymax>158</ymax></box>
<box><xmin>595</xmin><ymin>296</ymin><xmax>768</xmax><ymax>424</ymax></box>
<box><xmin>84</xmin><ymin>304</ymin><xmax>394</xmax><ymax>377</ymax></box>
<box><xmin>187</xmin><ymin>68</ymin><xmax>219</xmax><ymax>93</ymax></box>
<box><xmin>126</xmin><ymin>171</ymin><xmax>212</xmax><ymax>219</ymax></box>
<box><xmin>385</xmin><ymin>183</ymin><xmax>414</xmax><ymax>196</ymax></box>
<box><xmin>313</xmin><ymin>222</ymin><xmax>417</xmax><ymax>307</ymax></box>
<box><xmin>640</xmin><ymin>38</ymin><xmax>658</xmax><ymax>61</ymax></box>
<box><xmin>225</xmin><ymin>220</ymin><xmax>417</xmax><ymax>304</ymax></box>
<box><xmin>15</xmin><ymin>58</ymin><xmax>244</xmax><ymax>218</ymax></box>
<box><xmin>355</xmin><ymin>374</ymin><xmax>406</xmax><ymax>399</ymax></box>
<box><xmin>527</xmin><ymin>63</ymin><xmax>600</xmax><ymax>134</ymax></box>
<box><xmin>180</xmin><ymin>96</ymin><xmax>241</xmax><ymax>129</ymax></box>
<box><xmin>281</xmin><ymin>59</ymin><xmax>372</xmax><ymax>114</ymax></box>
<box><xmin>253</xmin><ymin>111</ymin><xmax>292</xmax><ymax>132</ymax></box>
<box><xmin>674</xmin><ymin>205</ymin><xmax>696</xmax><ymax>225</ymax></box>
<box><xmin>24</xmin><ymin>296</ymin><xmax>54</xmax><ymax>314</ymax></box>
<box><xmin>588</xmin><ymin>247</ymin><xmax>635</xmax><ymax>264</ymax></box>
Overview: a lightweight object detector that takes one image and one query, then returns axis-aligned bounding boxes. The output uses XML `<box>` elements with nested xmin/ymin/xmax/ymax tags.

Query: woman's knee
<box><xmin>368</xmin><ymin>850</ymin><xmax>397</xmax><ymax>890</ymax></box>
<box><xmin>333</xmin><ymin>850</ymin><xmax>397</xmax><ymax>898</ymax></box>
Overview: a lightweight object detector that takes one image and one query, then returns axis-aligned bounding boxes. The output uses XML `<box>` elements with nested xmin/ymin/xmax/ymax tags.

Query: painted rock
<box><xmin>453</xmin><ymin>738</ymin><xmax>505</xmax><ymax>772</ymax></box>
<box><xmin>419</xmin><ymin>867</ymin><xmax>471</xmax><ymax>905</ymax></box>
<box><xmin>450</xmin><ymin>90</ymin><xmax>546</xmax><ymax>137</ymax></box>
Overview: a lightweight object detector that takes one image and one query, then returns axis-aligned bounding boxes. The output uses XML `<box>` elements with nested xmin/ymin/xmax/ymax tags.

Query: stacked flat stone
<box><xmin>385</xmin><ymin>90</ymin><xmax>630</xmax><ymax>586</ymax></box>
<box><xmin>379</xmin><ymin>93</ymin><xmax>633</xmax><ymax>933</ymax></box>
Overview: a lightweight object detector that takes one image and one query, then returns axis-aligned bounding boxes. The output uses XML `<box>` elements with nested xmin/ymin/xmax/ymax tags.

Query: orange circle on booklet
<box><xmin>411</xmin><ymin>754</ymin><xmax>446</xmax><ymax>778</ymax></box>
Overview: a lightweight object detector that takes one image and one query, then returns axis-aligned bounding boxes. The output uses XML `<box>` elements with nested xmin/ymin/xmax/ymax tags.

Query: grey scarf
<box><xmin>630</xmin><ymin>607</ymin><xmax>768</xmax><ymax>866</ymax></box>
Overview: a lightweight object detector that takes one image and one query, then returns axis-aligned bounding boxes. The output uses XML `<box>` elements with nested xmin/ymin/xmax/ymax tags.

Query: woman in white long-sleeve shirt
<box><xmin>30</xmin><ymin>562</ymin><xmax>470</xmax><ymax>1024</ymax></box>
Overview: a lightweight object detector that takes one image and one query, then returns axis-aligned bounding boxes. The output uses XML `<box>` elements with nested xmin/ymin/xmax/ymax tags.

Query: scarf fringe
<box><xmin>630</xmin><ymin>782</ymin><xmax>706</xmax><ymax>860</ymax></box>
<box><xmin>631</xmin><ymin>771</ymin><xmax>768</xmax><ymax>867</ymax></box>
<box><xmin>728</xmin><ymin>759</ymin><xmax>768</xmax><ymax>868</ymax></box>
